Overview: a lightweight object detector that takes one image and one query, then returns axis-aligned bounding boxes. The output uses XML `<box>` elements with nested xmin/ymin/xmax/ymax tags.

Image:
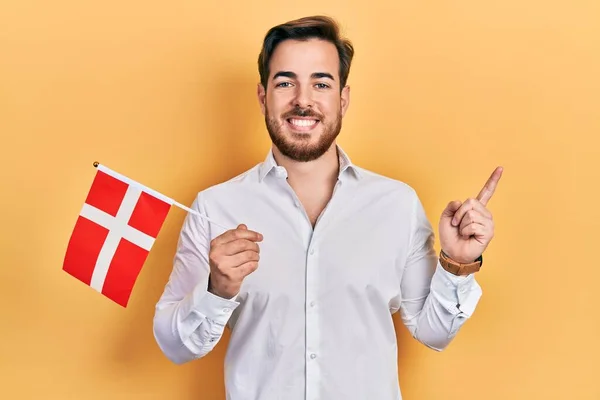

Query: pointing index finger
<box><xmin>476</xmin><ymin>166</ymin><xmax>503</xmax><ymax>206</ymax></box>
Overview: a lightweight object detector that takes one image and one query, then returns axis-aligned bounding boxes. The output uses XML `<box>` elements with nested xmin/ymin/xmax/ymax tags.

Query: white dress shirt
<box><xmin>153</xmin><ymin>145</ymin><xmax>482</xmax><ymax>400</ymax></box>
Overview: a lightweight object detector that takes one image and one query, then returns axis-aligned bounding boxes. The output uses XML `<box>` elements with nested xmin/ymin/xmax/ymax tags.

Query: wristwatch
<box><xmin>439</xmin><ymin>250</ymin><xmax>483</xmax><ymax>276</ymax></box>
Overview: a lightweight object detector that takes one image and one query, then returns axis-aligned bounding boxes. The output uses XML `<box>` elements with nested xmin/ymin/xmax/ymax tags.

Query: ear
<box><xmin>341</xmin><ymin>85</ymin><xmax>350</xmax><ymax>117</ymax></box>
<box><xmin>257</xmin><ymin>83</ymin><xmax>266</xmax><ymax>116</ymax></box>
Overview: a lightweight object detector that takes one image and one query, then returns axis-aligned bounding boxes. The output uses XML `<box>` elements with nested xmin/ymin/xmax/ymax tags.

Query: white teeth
<box><xmin>290</xmin><ymin>119</ymin><xmax>317</xmax><ymax>127</ymax></box>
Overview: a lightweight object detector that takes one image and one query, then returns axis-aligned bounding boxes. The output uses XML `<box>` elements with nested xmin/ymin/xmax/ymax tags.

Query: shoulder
<box><xmin>192</xmin><ymin>162</ymin><xmax>262</xmax><ymax>206</ymax></box>
<box><xmin>351</xmin><ymin>165</ymin><xmax>432</xmax><ymax>238</ymax></box>
<box><xmin>353</xmin><ymin>165</ymin><xmax>420</xmax><ymax>204</ymax></box>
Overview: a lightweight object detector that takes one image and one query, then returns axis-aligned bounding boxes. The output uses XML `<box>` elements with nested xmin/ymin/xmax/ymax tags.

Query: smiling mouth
<box><xmin>286</xmin><ymin>118</ymin><xmax>319</xmax><ymax>131</ymax></box>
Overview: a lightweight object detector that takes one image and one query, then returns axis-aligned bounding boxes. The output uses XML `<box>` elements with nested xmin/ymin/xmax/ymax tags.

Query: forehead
<box><xmin>269</xmin><ymin>38</ymin><xmax>339</xmax><ymax>78</ymax></box>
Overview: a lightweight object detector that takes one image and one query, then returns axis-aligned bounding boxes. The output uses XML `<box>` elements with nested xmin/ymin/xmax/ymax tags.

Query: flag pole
<box><xmin>93</xmin><ymin>161</ymin><xmax>229</xmax><ymax>230</ymax></box>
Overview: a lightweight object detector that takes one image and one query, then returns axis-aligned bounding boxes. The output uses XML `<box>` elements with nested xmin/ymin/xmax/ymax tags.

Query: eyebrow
<box><xmin>272</xmin><ymin>71</ymin><xmax>335</xmax><ymax>81</ymax></box>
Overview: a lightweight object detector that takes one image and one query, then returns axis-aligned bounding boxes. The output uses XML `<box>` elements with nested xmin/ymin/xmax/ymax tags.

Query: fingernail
<box><xmin>452</xmin><ymin>218</ymin><xmax>457</xmax><ymax>226</ymax></box>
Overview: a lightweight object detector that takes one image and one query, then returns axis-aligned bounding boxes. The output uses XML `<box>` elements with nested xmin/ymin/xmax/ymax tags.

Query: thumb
<box><xmin>441</xmin><ymin>200</ymin><xmax>462</xmax><ymax>219</ymax></box>
<box><xmin>237</xmin><ymin>224</ymin><xmax>248</xmax><ymax>230</ymax></box>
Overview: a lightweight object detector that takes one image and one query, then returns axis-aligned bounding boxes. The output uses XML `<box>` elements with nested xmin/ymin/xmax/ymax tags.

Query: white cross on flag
<box><xmin>63</xmin><ymin>165</ymin><xmax>173</xmax><ymax>307</ymax></box>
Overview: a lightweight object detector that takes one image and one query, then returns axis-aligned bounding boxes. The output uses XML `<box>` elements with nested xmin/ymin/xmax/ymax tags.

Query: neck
<box><xmin>272</xmin><ymin>143</ymin><xmax>340</xmax><ymax>188</ymax></box>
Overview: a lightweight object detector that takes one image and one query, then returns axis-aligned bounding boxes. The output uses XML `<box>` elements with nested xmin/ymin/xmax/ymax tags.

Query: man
<box><xmin>153</xmin><ymin>15</ymin><xmax>502</xmax><ymax>400</ymax></box>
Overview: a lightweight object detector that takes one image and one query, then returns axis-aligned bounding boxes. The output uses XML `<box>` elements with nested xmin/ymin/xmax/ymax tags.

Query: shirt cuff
<box><xmin>182</xmin><ymin>282</ymin><xmax>241</xmax><ymax>326</ymax></box>
<box><xmin>431</xmin><ymin>261</ymin><xmax>482</xmax><ymax>318</ymax></box>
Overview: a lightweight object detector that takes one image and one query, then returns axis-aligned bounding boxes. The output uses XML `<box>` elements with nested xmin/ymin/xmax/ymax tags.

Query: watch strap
<box><xmin>439</xmin><ymin>250</ymin><xmax>482</xmax><ymax>276</ymax></box>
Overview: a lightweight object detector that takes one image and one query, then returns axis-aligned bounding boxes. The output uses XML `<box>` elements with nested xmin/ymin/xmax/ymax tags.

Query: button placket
<box><xmin>305</xmin><ymin>237</ymin><xmax>320</xmax><ymax>400</ymax></box>
<box><xmin>290</xmin><ymin>177</ymin><xmax>345</xmax><ymax>399</ymax></box>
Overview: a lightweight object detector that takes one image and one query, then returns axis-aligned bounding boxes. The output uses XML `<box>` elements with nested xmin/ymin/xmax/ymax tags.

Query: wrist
<box><xmin>439</xmin><ymin>250</ymin><xmax>483</xmax><ymax>276</ymax></box>
<box><xmin>208</xmin><ymin>276</ymin><xmax>237</xmax><ymax>300</ymax></box>
<box><xmin>207</xmin><ymin>275</ymin><xmax>220</xmax><ymax>296</ymax></box>
<box><xmin>441</xmin><ymin>249</ymin><xmax>480</xmax><ymax>264</ymax></box>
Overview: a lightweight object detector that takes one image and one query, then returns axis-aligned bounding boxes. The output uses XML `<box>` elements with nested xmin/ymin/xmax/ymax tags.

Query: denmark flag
<box><xmin>63</xmin><ymin>165</ymin><xmax>172</xmax><ymax>307</ymax></box>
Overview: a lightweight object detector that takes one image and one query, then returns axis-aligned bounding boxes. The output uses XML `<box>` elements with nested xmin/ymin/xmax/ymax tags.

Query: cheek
<box><xmin>318</xmin><ymin>98</ymin><xmax>341</xmax><ymax>117</ymax></box>
<box><xmin>267</xmin><ymin>92</ymin><xmax>293</xmax><ymax>113</ymax></box>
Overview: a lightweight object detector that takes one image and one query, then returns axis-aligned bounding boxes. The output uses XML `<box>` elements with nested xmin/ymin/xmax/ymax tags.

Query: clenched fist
<box><xmin>208</xmin><ymin>224</ymin><xmax>263</xmax><ymax>299</ymax></box>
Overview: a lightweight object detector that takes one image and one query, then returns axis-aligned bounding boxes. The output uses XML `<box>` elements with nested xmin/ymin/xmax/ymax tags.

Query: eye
<box><xmin>275</xmin><ymin>82</ymin><xmax>293</xmax><ymax>88</ymax></box>
<box><xmin>315</xmin><ymin>83</ymin><xmax>330</xmax><ymax>89</ymax></box>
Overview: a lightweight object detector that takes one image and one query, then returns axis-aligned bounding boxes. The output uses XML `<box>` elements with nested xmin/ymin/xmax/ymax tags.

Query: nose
<box><xmin>292</xmin><ymin>84</ymin><xmax>313</xmax><ymax>108</ymax></box>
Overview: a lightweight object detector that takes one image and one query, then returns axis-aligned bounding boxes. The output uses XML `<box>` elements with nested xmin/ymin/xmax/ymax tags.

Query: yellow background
<box><xmin>1</xmin><ymin>0</ymin><xmax>598</xmax><ymax>399</ymax></box>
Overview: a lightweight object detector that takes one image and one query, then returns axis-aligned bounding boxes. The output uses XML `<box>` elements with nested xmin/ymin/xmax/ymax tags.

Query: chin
<box><xmin>287</xmin><ymin>131</ymin><xmax>323</xmax><ymax>143</ymax></box>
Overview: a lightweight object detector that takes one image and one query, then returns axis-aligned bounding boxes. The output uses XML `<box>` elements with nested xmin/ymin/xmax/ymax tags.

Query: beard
<box><xmin>265</xmin><ymin>105</ymin><xmax>342</xmax><ymax>162</ymax></box>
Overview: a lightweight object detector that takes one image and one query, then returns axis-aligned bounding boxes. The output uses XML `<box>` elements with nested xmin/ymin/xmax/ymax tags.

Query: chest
<box><xmin>301</xmin><ymin>199</ymin><xmax>329</xmax><ymax>227</ymax></box>
<box><xmin>232</xmin><ymin>196</ymin><xmax>412</xmax><ymax>307</ymax></box>
<box><xmin>295</xmin><ymin>185</ymin><xmax>336</xmax><ymax>227</ymax></box>
<box><xmin>204</xmin><ymin>178</ymin><xmax>416</xmax><ymax>322</ymax></box>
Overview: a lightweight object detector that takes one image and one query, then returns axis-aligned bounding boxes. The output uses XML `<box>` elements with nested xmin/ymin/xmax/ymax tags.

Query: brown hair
<box><xmin>257</xmin><ymin>15</ymin><xmax>354</xmax><ymax>91</ymax></box>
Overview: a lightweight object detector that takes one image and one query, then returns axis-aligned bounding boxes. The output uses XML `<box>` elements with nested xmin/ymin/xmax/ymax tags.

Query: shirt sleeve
<box><xmin>152</xmin><ymin>192</ymin><xmax>239</xmax><ymax>364</ymax></box>
<box><xmin>398</xmin><ymin>191</ymin><xmax>483</xmax><ymax>351</ymax></box>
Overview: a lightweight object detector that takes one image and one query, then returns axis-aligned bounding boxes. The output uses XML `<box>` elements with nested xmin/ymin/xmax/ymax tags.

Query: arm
<box><xmin>153</xmin><ymin>194</ymin><xmax>239</xmax><ymax>364</ymax></box>
<box><xmin>398</xmin><ymin>192</ymin><xmax>482</xmax><ymax>351</ymax></box>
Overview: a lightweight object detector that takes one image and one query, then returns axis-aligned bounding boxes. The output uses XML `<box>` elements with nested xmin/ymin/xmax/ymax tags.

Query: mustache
<box><xmin>282</xmin><ymin>106</ymin><xmax>323</xmax><ymax>120</ymax></box>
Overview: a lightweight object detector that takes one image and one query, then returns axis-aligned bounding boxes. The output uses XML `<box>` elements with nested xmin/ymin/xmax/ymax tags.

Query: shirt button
<box><xmin>294</xmin><ymin>200</ymin><xmax>300</xmax><ymax>207</ymax></box>
<box><xmin>310</xmin><ymin>353</ymin><xmax>317</xmax><ymax>359</ymax></box>
<box><xmin>222</xmin><ymin>308</ymin><xmax>230</xmax><ymax>313</ymax></box>
<box><xmin>310</xmin><ymin>248</ymin><xmax>315</xmax><ymax>255</ymax></box>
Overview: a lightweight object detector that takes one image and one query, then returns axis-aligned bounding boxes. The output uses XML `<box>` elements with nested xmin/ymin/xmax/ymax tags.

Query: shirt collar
<box><xmin>258</xmin><ymin>144</ymin><xmax>362</xmax><ymax>182</ymax></box>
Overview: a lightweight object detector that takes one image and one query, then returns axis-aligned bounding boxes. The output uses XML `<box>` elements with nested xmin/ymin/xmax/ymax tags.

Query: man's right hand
<box><xmin>208</xmin><ymin>224</ymin><xmax>263</xmax><ymax>299</ymax></box>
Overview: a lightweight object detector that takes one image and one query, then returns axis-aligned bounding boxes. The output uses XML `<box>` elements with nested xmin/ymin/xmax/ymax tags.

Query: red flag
<box><xmin>63</xmin><ymin>166</ymin><xmax>171</xmax><ymax>307</ymax></box>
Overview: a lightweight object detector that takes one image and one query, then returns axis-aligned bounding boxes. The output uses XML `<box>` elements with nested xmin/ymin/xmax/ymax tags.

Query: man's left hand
<box><xmin>438</xmin><ymin>167</ymin><xmax>503</xmax><ymax>264</ymax></box>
